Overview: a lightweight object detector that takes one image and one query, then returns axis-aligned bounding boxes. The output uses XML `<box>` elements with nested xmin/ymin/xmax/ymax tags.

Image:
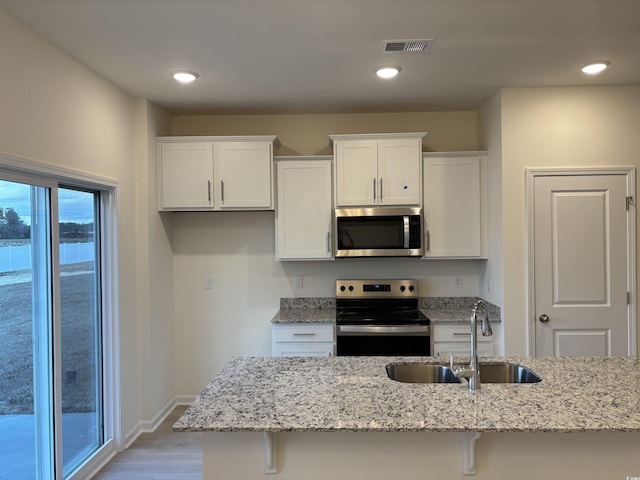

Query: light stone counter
<box><xmin>270</xmin><ymin>296</ymin><xmax>501</xmax><ymax>325</ymax></box>
<box><xmin>270</xmin><ymin>308</ymin><xmax>336</xmax><ymax>324</ymax></box>
<box><xmin>174</xmin><ymin>355</ymin><xmax>640</xmax><ymax>433</ymax></box>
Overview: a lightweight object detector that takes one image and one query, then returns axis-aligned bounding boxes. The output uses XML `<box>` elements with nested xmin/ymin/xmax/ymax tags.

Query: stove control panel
<box><xmin>336</xmin><ymin>279</ymin><xmax>419</xmax><ymax>298</ymax></box>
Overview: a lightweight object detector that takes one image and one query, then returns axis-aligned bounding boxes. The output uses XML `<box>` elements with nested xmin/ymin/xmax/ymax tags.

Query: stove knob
<box><xmin>340</xmin><ymin>285</ymin><xmax>346</xmax><ymax>292</ymax></box>
<box><xmin>400</xmin><ymin>285</ymin><xmax>406</xmax><ymax>292</ymax></box>
<box><xmin>409</xmin><ymin>285</ymin><xmax>415</xmax><ymax>292</ymax></box>
<box><xmin>348</xmin><ymin>285</ymin><xmax>354</xmax><ymax>292</ymax></box>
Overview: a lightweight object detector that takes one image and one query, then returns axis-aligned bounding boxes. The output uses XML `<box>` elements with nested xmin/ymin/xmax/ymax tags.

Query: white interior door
<box><xmin>532</xmin><ymin>173</ymin><xmax>633</xmax><ymax>356</ymax></box>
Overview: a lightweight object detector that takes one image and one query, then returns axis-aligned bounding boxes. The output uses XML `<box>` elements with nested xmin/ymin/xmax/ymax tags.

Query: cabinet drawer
<box><xmin>433</xmin><ymin>342</ymin><xmax>494</xmax><ymax>358</ymax></box>
<box><xmin>272</xmin><ymin>324</ymin><xmax>335</xmax><ymax>343</ymax></box>
<box><xmin>433</xmin><ymin>324</ymin><xmax>494</xmax><ymax>343</ymax></box>
<box><xmin>272</xmin><ymin>343</ymin><xmax>335</xmax><ymax>357</ymax></box>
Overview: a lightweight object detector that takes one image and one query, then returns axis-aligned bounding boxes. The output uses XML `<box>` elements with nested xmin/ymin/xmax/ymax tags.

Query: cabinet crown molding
<box><xmin>329</xmin><ymin>132</ymin><xmax>426</xmax><ymax>144</ymax></box>
<box><xmin>157</xmin><ymin>135</ymin><xmax>280</xmax><ymax>149</ymax></box>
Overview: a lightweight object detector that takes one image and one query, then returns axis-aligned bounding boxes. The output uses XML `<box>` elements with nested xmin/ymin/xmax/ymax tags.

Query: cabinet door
<box><xmin>216</xmin><ymin>142</ymin><xmax>273</xmax><ymax>209</ymax></box>
<box><xmin>423</xmin><ymin>155</ymin><xmax>484</xmax><ymax>257</ymax></box>
<box><xmin>276</xmin><ymin>160</ymin><xmax>333</xmax><ymax>260</ymax></box>
<box><xmin>159</xmin><ymin>142</ymin><xmax>214</xmax><ymax>210</ymax></box>
<box><xmin>335</xmin><ymin>140</ymin><xmax>378</xmax><ymax>206</ymax></box>
<box><xmin>377</xmin><ymin>139</ymin><xmax>421</xmax><ymax>205</ymax></box>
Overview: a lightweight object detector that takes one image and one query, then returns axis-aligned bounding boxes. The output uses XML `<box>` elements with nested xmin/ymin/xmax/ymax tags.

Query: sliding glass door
<box><xmin>0</xmin><ymin>177</ymin><xmax>104</xmax><ymax>479</ymax></box>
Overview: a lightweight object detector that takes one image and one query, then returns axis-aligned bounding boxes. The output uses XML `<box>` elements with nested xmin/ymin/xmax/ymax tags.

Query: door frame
<box><xmin>525</xmin><ymin>167</ymin><xmax>637</xmax><ymax>356</ymax></box>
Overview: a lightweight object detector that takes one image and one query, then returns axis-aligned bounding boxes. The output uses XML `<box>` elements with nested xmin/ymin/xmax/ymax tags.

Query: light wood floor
<box><xmin>92</xmin><ymin>405</ymin><xmax>202</xmax><ymax>480</ymax></box>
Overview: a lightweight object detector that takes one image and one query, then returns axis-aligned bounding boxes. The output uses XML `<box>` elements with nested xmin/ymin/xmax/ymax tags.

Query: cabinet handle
<box><xmin>221</xmin><ymin>180</ymin><xmax>225</xmax><ymax>203</ymax></box>
<box><xmin>327</xmin><ymin>232</ymin><xmax>331</xmax><ymax>254</ymax></box>
<box><xmin>373</xmin><ymin>178</ymin><xmax>376</xmax><ymax>202</ymax></box>
<box><xmin>292</xmin><ymin>333</ymin><xmax>316</xmax><ymax>336</ymax></box>
<box><xmin>426</xmin><ymin>230</ymin><xmax>430</xmax><ymax>252</ymax></box>
<box><xmin>208</xmin><ymin>180</ymin><xmax>211</xmax><ymax>203</ymax></box>
<box><xmin>453</xmin><ymin>332</ymin><xmax>472</xmax><ymax>336</ymax></box>
<box><xmin>379</xmin><ymin>178</ymin><xmax>383</xmax><ymax>202</ymax></box>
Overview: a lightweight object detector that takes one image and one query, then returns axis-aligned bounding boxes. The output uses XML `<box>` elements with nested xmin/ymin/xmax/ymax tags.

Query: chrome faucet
<box><xmin>451</xmin><ymin>299</ymin><xmax>493</xmax><ymax>392</ymax></box>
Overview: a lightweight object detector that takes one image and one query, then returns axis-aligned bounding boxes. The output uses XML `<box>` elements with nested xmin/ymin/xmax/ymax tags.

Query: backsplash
<box><xmin>280</xmin><ymin>297</ymin><xmax>336</xmax><ymax>309</ymax></box>
<box><xmin>280</xmin><ymin>296</ymin><xmax>501</xmax><ymax>318</ymax></box>
<box><xmin>419</xmin><ymin>296</ymin><xmax>501</xmax><ymax>319</ymax></box>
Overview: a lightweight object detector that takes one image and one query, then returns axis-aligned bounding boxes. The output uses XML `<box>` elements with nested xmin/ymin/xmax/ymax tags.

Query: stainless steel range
<box><xmin>336</xmin><ymin>279</ymin><xmax>430</xmax><ymax>356</ymax></box>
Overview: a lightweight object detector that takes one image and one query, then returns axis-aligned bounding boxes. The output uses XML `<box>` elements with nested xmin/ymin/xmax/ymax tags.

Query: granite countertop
<box><xmin>271</xmin><ymin>308</ymin><xmax>337</xmax><ymax>324</ymax></box>
<box><xmin>272</xmin><ymin>297</ymin><xmax>501</xmax><ymax>325</ymax></box>
<box><xmin>173</xmin><ymin>356</ymin><xmax>640</xmax><ymax>434</ymax></box>
<box><xmin>271</xmin><ymin>308</ymin><xmax>499</xmax><ymax>325</ymax></box>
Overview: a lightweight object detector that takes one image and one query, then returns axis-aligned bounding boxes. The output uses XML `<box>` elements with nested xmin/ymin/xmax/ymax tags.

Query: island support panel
<box><xmin>203</xmin><ymin>431</ymin><xmax>640</xmax><ymax>479</ymax></box>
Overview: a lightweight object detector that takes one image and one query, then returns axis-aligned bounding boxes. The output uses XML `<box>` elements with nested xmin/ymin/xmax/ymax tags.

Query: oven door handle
<box><xmin>337</xmin><ymin>325</ymin><xmax>430</xmax><ymax>336</ymax></box>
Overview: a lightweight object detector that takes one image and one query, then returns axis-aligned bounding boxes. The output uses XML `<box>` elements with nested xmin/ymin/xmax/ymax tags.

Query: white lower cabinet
<box><xmin>272</xmin><ymin>324</ymin><xmax>335</xmax><ymax>357</ymax></box>
<box><xmin>432</xmin><ymin>323</ymin><xmax>499</xmax><ymax>358</ymax></box>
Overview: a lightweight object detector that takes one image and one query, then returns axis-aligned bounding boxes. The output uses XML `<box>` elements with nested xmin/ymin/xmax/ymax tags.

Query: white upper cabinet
<box><xmin>275</xmin><ymin>158</ymin><xmax>333</xmax><ymax>260</ymax></box>
<box><xmin>159</xmin><ymin>142</ymin><xmax>214</xmax><ymax>210</ymax></box>
<box><xmin>423</xmin><ymin>152</ymin><xmax>487</xmax><ymax>258</ymax></box>
<box><xmin>157</xmin><ymin>136</ymin><xmax>278</xmax><ymax>211</ymax></box>
<box><xmin>331</xmin><ymin>133</ymin><xmax>425</xmax><ymax>207</ymax></box>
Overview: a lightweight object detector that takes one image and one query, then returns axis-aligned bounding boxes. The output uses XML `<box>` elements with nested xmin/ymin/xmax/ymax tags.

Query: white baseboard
<box><xmin>175</xmin><ymin>394</ymin><xmax>197</xmax><ymax>405</ymax></box>
<box><xmin>123</xmin><ymin>394</ymin><xmax>197</xmax><ymax>448</ymax></box>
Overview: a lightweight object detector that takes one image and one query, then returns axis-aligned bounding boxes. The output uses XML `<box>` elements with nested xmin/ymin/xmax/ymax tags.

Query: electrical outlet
<box><xmin>204</xmin><ymin>277</ymin><xmax>214</xmax><ymax>290</ymax></box>
<box><xmin>454</xmin><ymin>275</ymin><xmax>463</xmax><ymax>288</ymax></box>
<box><xmin>294</xmin><ymin>275</ymin><xmax>304</xmax><ymax>289</ymax></box>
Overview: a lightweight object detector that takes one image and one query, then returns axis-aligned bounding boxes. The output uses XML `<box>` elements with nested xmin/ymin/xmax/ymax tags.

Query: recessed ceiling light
<box><xmin>375</xmin><ymin>66</ymin><xmax>401</xmax><ymax>79</ymax></box>
<box><xmin>581</xmin><ymin>61</ymin><xmax>610</xmax><ymax>75</ymax></box>
<box><xmin>171</xmin><ymin>70</ymin><xmax>199</xmax><ymax>84</ymax></box>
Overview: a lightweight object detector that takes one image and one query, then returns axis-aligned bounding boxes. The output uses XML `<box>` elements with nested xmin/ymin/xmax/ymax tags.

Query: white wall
<box><xmin>172</xmin><ymin>211</ymin><xmax>486</xmax><ymax>395</ymax></box>
<box><xmin>498</xmin><ymin>86</ymin><xmax>640</xmax><ymax>355</ymax></box>
<box><xmin>477</xmin><ymin>91</ymin><xmax>504</xmax><ymax>353</ymax></box>
<box><xmin>0</xmin><ymin>10</ymin><xmax>175</xmax><ymax>440</ymax></box>
<box><xmin>134</xmin><ymin>100</ymin><xmax>175</xmax><ymax>426</ymax></box>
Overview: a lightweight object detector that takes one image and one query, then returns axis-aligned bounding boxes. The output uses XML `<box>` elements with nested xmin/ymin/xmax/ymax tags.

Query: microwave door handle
<box><xmin>403</xmin><ymin>215</ymin><xmax>410</xmax><ymax>248</ymax></box>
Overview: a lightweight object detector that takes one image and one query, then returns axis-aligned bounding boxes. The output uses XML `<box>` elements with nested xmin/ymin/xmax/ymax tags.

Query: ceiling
<box><xmin>2</xmin><ymin>0</ymin><xmax>639</xmax><ymax>114</ymax></box>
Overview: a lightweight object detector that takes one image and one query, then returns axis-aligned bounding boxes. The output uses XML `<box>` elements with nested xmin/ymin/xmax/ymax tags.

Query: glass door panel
<box><xmin>59</xmin><ymin>187</ymin><xmax>103</xmax><ymax>476</ymax></box>
<box><xmin>0</xmin><ymin>179</ymin><xmax>53</xmax><ymax>480</ymax></box>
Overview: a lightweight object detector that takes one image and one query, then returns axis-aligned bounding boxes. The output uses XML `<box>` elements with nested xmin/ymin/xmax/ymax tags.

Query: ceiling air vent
<box><xmin>383</xmin><ymin>39</ymin><xmax>434</xmax><ymax>53</ymax></box>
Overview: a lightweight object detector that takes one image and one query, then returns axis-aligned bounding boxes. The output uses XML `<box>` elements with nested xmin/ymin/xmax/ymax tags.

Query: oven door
<box><xmin>336</xmin><ymin>325</ymin><xmax>431</xmax><ymax>356</ymax></box>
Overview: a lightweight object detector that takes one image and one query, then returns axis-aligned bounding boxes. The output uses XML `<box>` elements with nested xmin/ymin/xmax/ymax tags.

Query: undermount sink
<box><xmin>385</xmin><ymin>363</ymin><xmax>461</xmax><ymax>384</ymax></box>
<box><xmin>478</xmin><ymin>362</ymin><xmax>542</xmax><ymax>383</ymax></box>
<box><xmin>385</xmin><ymin>362</ymin><xmax>542</xmax><ymax>384</ymax></box>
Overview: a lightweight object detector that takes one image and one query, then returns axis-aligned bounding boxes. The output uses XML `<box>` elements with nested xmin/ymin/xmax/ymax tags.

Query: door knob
<box><xmin>539</xmin><ymin>314</ymin><xmax>550</xmax><ymax>323</ymax></box>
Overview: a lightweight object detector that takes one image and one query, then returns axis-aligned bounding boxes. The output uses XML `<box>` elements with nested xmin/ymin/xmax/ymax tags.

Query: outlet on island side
<box><xmin>204</xmin><ymin>277</ymin><xmax>214</xmax><ymax>290</ymax></box>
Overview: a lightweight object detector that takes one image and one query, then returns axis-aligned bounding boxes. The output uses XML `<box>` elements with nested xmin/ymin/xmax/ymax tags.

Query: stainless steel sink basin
<box><xmin>385</xmin><ymin>363</ymin><xmax>461</xmax><ymax>383</ymax></box>
<box><xmin>385</xmin><ymin>362</ymin><xmax>542</xmax><ymax>384</ymax></box>
<box><xmin>478</xmin><ymin>362</ymin><xmax>542</xmax><ymax>383</ymax></box>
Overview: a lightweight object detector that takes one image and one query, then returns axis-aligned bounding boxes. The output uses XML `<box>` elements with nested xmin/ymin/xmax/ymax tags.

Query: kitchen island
<box><xmin>174</xmin><ymin>356</ymin><xmax>640</xmax><ymax>479</ymax></box>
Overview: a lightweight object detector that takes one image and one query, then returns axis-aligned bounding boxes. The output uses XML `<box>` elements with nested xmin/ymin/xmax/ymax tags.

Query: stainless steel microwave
<box><xmin>334</xmin><ymin>207</ymin><xmax>423</xmax><ymax>257</ymax></box>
